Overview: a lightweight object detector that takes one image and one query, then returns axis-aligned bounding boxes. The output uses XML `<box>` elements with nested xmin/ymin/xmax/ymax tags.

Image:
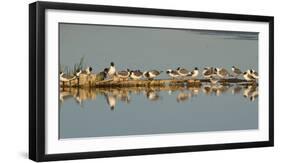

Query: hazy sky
<box><xmin>59</xmin><ymin>23</ymin><xmax>258</xmax><ymax>76</ymax></box>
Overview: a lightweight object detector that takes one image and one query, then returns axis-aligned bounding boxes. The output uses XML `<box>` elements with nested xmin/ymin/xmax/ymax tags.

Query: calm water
<box><xmin>59</xmin><ymin>84</ymin><xmax>258</xmax><ymax>139</ymax></box>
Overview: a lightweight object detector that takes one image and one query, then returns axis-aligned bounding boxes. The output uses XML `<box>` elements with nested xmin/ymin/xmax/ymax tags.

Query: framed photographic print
<box><xmin>29</xmin><ymin>1</ymin><xmax>274</xmax><ymax>162</ymax></box>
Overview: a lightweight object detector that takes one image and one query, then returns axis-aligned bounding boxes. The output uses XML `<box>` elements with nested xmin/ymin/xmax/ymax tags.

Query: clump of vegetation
<box><xmin>60</xmin><ymin>57</ymin><xmax>85</xmax><ymax>75</ymax></box>
<box><xmin>73</xmin><ymin>56</ymin><xmax>85</xmax><ymax>73</ymax></box>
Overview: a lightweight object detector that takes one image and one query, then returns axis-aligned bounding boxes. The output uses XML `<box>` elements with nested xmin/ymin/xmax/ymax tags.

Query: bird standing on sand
<box><xmin>75</xmin><ymin>69</ymin><xmax>82</xmax><ymax>77</ymax></box>
<box><xmin>166</xmin><ymin>69</ymin><xmax>180</xmax><ymax>79</ymax></box>
<box><xmin>81</xmin><ymin>66</ymin><xmax>93</xmax><ymax>75</ymax></box>
<box><xmin>95</xmin><ymin>68</ymin><xmax>108</xmax><ymax>81</ymax></box>
<box><xmin>231</xmin><ymin>66</ymin><xmax>242</xmax><ymax>78</ymax></box>
<box><xmin>60</xmin><ymin>72</ymin><xmax>77</xmax><ymax>87</ymax></box>
<box><xmin>75</xmin><ymin>69</ymin><xmax>82</xmax><ymax>87</ymax></box>
<box><xmin>60</xmin><ymin>72</ymin><xmax>76</xmax><ymax>82</ymax></box>
<box><xmin>202</xmin><ymin>67</ymin><xmax>213</xmax><ymax>79</ymax></box>
<box><xmin>107</xmin><ymin>62</ymin><xmax>116</xmax><ymax>77</ymax></box>
<box><xmin>130</xmin><ymin>70</ymin><xmax>143</xmax><ymax>80</ymax></box>
<box><xmin>250</xmin><ymin>69</ymin><xmax>259</xmax><ymax>79</ymax></box>
<box><xmin>215</xmin><ymin>67</ymin><xmax>230</xmax><ymax>79</ymax></box>
<box><xmin>176</xmin><ymin>67</ymin><xmax>189</xmax><ymax>78</ymax></box>
<box><xmin>143</xmin><ymin>70</ymin><xmax>162</xmax><ymax>80</ymax></box>
<box><xmin>243</xmin><ymin>71</ymin><xmax>255</xmax><ymax>81</ymax></box>
<box><xmin>190</xmin><ymin>67</ymin><xmax>199</xmax><ymax>79</ymax></box>
<box><xmin>116</xmin><ymin>69</ymin><xmax>130</xmax><ymax>80</ymax></box>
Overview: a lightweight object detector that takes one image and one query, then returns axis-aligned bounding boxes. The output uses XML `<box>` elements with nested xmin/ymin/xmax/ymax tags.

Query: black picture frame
<box><xmin>29</xmin><ymin>1</ymin><xmax>274</xmax><ymax>162</ymax></box>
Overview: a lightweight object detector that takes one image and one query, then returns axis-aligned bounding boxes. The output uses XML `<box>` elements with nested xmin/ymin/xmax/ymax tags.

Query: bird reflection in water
<box><xmin>75</xmin><ymin>95</ymin><xmax>83</xmax><ymax>105</ymax></box>
<box><xmin>145</xmin><ymin>90</ymin><xmax>161</xmax><ymax>102</ymax></box>
<box><xmin>201</xmin><ymin>84</ymin><xmax>229</xmax><ymax>96</ymax></box>
<box><xmin>187</xmin><ymin>87</ymin><xmax>200</xmax><ymax>96</ymax></box>
<box><xmin>176</xmin><ymin>92</ymin><xmax>192</xmax><ymax>103</ymax></box>
<box><xmin>232</xmin><ymin>85</ymin><xmax>242</xmax><ymax>95</ymax></box>
<box><xmin>104</xmin><ymin>93</ymin><xmax>116</xmax><ymax>110</ymax></box>
<box><xmin>60</xmin><ymin>87</ymin><xmax>97</xmax><ymax>107</ymax></box>
<box><xmin>59</xmin><ymin>91</ymin><xmax>73</xmax><ymax>103</ymax></box>
<box><xmin>117</xmin><ymin>90</ymin><xmax>131</xmax><ymax>104</ymax></box>
<box><xmin>202</xmin><ymin>85</ymin><xmax>212</xmax><ymax>95</ymax></box>
<box><xmin>103</xmin><ymin>89</ymin><xmax>131</xmax><ymax>111</ymax></box>
<box><xmin>243</xmin><ymin>85</ymin><xmax>258</xmax><ymax>102</ymax></box>
<box><xmin>213</xmin><ymin>85</ymin><xmax>230</xmax><ymax>96</ymax></box>
<box><xmin>59</xmin><ymin>84</ymin><xmax>258</xmax><ymax>110</ymax></box>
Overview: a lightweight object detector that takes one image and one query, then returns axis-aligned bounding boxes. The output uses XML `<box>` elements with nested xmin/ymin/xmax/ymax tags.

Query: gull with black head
<box><xmin>231</xmin><ymin>66</ymin><xmax>242</xmax><ymax>78</ymax></box>
<box><xmin>81</xmin><ymin>66</ymin><xmax>93</xmax><ymax>75</ymax></box>
<box><xmin>176</xmin><ymin>67</ymin><xmax>189</xmax><ymax>78</ymax></box>
<box><xmin>166</xmin><ymin>69</ymin><xmax>180</xmax><ymax>79</ymax></box>
<box><xmin>243</xmin><ymin>71</ymin><xmax>255</xmax><ymax>81</ymax></box>
<box><xmin>60</xmin><ymin>71</ymin><xmax>77</xmax><ymax>87</ymax></box>
<box><xmin>250</xmin><ymin>69</ymin><xmax>259</xmax><ymax>80</ymax></box>
<box><xmin>202</xmin><ymin>67</ymin><xmax>213</xmax><ymax>79</ymax></box>
<box><xmin>130</xmin><ymin>70</ymin><xmax>143</xmax><ymax>80</ymax></box>
<box><xmin>94</xmin><ymin>68</ymin><xmax>108</xmax><ymax>81</ymax></box>
<box><xmin>107</xmin><ymin>62</ymin><xmax>116</xmax><ymax>78</ymax></box>
<box><xmin>215</xmin><ymin>67</ymin><xmax>230</xmax><ymax>79</ymax></box>
<box><xmin>190</xmin><ymin>67</ymin><xmax>199</xmax><ymax>79</ymax></box>
<box><xmin>143</xmin><ymin>70</ymin><xmax>162</xmax><ymax>80</ymax></box>
<box><xmin>75</xmin><ymin>69</ymin><xmax>82</xmax><ymax>87</ymax></box>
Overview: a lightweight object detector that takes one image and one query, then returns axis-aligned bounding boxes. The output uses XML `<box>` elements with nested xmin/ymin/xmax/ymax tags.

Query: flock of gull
<box><xmin>60</xmin><ymin>62</ymin><xmax>259</xmax><ymax>84</ymax></box>
<box><xmin>59</xmin><ymin>62</ymin><xmax>259</xmax><ymax>110</ymax></box>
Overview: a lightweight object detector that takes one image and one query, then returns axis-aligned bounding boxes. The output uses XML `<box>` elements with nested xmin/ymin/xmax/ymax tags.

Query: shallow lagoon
<box><xmin>59</xmin><ymin>84</ymin><xmax>258</xmax><ymax>139</ymax></box>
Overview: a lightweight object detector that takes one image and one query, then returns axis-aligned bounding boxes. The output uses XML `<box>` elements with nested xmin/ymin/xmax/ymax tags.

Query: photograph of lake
<box><xmin>59</xmin><ymin>23</ymin><xmax>259</xmax><ymax>139</ymax></box>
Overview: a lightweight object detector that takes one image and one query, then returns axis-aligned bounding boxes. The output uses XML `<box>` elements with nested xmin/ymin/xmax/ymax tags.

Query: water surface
<box><xmin>59</xmin><ymin>84</ymin><xmax>258</xmax><ymax>139</ymax></box>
